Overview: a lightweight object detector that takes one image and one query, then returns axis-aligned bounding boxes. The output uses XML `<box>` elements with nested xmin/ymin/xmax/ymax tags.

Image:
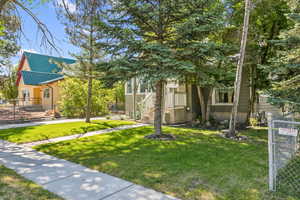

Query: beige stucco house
<box><xmin>16</xmin><ymin>51</ymin><xmax>76</xmax><ymax>110</ymax></box>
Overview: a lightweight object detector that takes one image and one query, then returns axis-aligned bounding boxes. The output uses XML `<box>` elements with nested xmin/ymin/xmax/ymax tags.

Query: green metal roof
<box><xmin>24</xmin><ymin>51</ymin><xmax>76</xmax><ymax>73</ymax></box>
<box><xmin>21</xmin><ymin>71</ymin><xmax>64</xmax><ymax>85</ymax></box>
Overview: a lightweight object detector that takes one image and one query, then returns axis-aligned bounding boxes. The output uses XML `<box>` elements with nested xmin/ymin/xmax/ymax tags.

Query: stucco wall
<box><xmin>18</xmin><ymin>78</ymin><xmax>61</xmax><ymax>110</ymax></box>
<box><xmin>40</xmin><ymin>81</ymin><xmax>61</xmax><ymax>110</ymax></box>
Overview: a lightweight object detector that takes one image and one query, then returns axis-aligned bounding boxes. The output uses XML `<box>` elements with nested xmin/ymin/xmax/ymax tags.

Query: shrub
<box><xmin>249</xmin><ymin>117</ymin><xmax>258</xmax><ymax>127</ymax></box>
<box><xmin>58</xmin><ymin>78</ymin><xmax>114</xmax><ymax>118</ymax></box>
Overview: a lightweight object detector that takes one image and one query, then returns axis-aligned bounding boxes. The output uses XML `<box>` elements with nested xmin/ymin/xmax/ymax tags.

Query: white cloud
<box><xmin>57</xmin><ymin>0</ymin><xmax>76</xmax><ymax>13</ymax></box>
<box><xmin>82</xmin><ymin>29</ymin><xmax>90</xmax><ymax>35</ymax></box>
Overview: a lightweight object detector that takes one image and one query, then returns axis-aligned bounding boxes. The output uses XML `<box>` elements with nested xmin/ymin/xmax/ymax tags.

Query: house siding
<box><xmin>210</xmin><ymin>67</ymin><xmax>250</xmax><ymax>123</ymax></box>
<box><xmin>125</xmin><ymin>94</ymin><xmax>146</xmax><ymax>117</ymax></box>
<box><xmin>125</xmin><ymin>67</ymin><xmax>251</xmax><ymax>124</ymax></box>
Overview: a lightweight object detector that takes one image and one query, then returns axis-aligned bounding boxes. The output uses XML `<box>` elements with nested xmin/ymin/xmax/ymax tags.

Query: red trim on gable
<box><xmin>16</xmin><ymin>54</ymin><xmax>26</xmax><ymax>86</ymax></box>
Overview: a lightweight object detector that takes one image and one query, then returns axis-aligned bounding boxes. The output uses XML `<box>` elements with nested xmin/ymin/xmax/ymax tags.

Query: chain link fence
<box><xmin>268</xmin><ymin>113</ymin><xmax>300</xmax><ymax>198</ymax></box>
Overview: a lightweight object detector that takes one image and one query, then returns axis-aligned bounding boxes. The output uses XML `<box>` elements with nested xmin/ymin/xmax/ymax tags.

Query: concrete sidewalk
<box><xmin>0</xmin><ymin>140</ymin><xmax>178</xmax><ymax>200</ymax></box>
<box><xmin>0</xmin><ymin>116</ymin><xmax>128</xmax><ymax>130</ymax></box>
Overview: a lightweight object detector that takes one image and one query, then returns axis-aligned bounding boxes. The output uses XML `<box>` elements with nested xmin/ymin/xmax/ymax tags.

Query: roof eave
<box><xmin>38</xmin><ymin>77</ymin><xmax>64</xmax><ymax>85</ymax></box>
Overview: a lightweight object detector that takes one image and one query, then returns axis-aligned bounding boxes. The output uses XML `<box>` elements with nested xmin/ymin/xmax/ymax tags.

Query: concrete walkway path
<box><xmin>0</xmin><ymin>140</ymin><xmax>178</xmax><ymax>200</ymax></box>
<box><xmin>22</xmin><ymin>123</ymin><xmax>147</xmax><ymax>148</ymax></box>
<box><xmin>0</xmin><ymin>116</ymin><xmax>127</xmax><ymax>130</ymax></box>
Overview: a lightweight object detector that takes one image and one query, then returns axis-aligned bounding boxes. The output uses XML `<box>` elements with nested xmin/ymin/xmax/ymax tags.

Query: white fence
<box><xmin>267</xmin><ymin>113</ymin><xmax>300</xmax><ymax>195</ymax></box>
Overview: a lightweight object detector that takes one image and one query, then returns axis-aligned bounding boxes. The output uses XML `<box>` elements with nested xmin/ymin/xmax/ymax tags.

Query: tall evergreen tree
<box><xmin>175</xmin><ymin>0</ymin><xmax>235</xmax><ymax>125</ymax></box>
<box><xmin>98</xmin><ymin>0</ymin><xmax>209</xmax><ymax>137</ymax></box>
<box><xmin>56</xmin><ymin>0</ymin><xmax>106</xmax><ymax>123</ymax></box>
<box><xmin>266</xmin><ymin>1</ymin><xmax>300</xmax><ymax>112</ymax></box>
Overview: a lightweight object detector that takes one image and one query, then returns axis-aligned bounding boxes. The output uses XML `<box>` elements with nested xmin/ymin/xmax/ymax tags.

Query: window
<box><xmin>22</xmin><ymin>89</ymin><xmax>30</xmax><ymax>100</ymax></box>
<box><xmin>126</xmin><ymin>80</ymin><xmax>132</xmax><ymax>94</ymax></box>
<box><xmin>43</xmin><ymin>88</ymin><xmax>50</xmax><ymax>98</ymax></box>
<box><xmin>139</xmin><ymin>79</ymin><xmax>148</xmax><ymax>93</ymax></box>
<box><xmin>213</xmin><ymin>88</ymin><xmax>234</xmax><ymax>104</ymax></box>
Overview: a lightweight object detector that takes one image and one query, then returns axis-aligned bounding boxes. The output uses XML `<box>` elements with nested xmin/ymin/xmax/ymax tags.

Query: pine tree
<box><xmin>98</xmin><ymin>0</ymin><xmax>211</xmax><ymax>137</ymax></box>
<box><xmin>267</xmin><ymin>1</ymin><xmax>300</xmax><ymax>112</ymax></box>
<box><xmin>56</xmin><ymin>0</ymin><xmax>106</xmax><ymax>123</ymax></box>
<box><xmin>175</xmin><ymin>0</ymin><xmax>235</xmax><ymax>125</ymax></box>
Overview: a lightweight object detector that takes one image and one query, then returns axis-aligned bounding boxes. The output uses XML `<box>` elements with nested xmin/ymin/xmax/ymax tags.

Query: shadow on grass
<box><xmin>0</xmin><ymin>165</ymin><xmax>62</xmax><ymax>200</ymax></box>
<box><xmin>0</xmin><ymin>120</ymin><xmax>135</xmax><ymax>144</ymax></box>
<box><xmin>36</xmin><ymin>126</ymin><xmax>273</xmax><ymax>200</ymax></box>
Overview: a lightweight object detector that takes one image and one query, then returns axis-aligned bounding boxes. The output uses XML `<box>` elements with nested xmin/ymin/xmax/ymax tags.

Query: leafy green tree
<box><xmin>0</xmin><ymin>4</ymin><xmax>20</xmax><ymax>71</ymax></box>
<box><xmin>56</xmin><ymin>0</ymin><xmax>107</xmax><ymax>122</ymax></box>
<box><xmin>0</xmin><ymin>0</ymin><xmax>58</xmax><ymax>72</ymax></box>
<box><xmin>0</xmin><ymin>64</ymin><xmax>18</xmax><ymax>102</ymax></box>
<box><xmin>228</xmin><ymin>0</ymin><xmax>292</xmax><ymax>121</ymax></box>
<box><xmin>58</xmin><ymin>78</ymin><xmax>114</xmax><ymax>118</ymax></box>
<box><xmin>111</xmin><ymin>82</ymin><xmax>125</xmax><ymax>110</ymax></box>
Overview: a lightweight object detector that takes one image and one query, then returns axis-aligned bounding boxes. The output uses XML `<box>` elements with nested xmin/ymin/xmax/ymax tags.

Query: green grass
<box><xmin>0</xmin><ymin>165</ymin><xmax>62</xmax><ymax>200</ymax></box>
<box><xmin>0</xmin><ymin>120</ymin><xmax>135</xmax><ymax>144</ymax></box>
<box><xmin>34</xmin><ymin>126</ymin><xmax>294</xmax><ymax>200</ymax></box>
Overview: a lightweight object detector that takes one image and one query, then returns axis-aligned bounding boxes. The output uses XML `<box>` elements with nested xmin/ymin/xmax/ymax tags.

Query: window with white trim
<box><xmin>126</xmin><ymin>79</ymin><xmax>132</xmax><ymax>94</ymax></box>
<box><xmin>213</xmin><ymin>88</ymin><xmax>234</xmax><ymax>104</ymax></box>
<box><xmin>139</xmin><ymin>79</ymin><xmax>148</xmax><ymax>93</ymax></box>
<box><xmin>43</xmin><ymin>88</ymin><xmax>50</xmax><ymax>98</ymax></box>
<box><xmin>22</xmin><ymin>89</ymin><xmax>30</xmax><ymax>100</ymax></box>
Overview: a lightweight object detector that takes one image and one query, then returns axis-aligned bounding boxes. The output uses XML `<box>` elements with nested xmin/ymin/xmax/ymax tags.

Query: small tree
<box><xmin>56</xmin><ymin>0</ymin><xmax>106</xmax><ymax>122</ymax></box>
<box><xmin>0</xmin><ymin>65</ymin><xmax>18</xmax><ymax>119</ymax></box>
<box><xmin>1</xmin><ymin>65</ymin><xmax>18</xmax><ymax>101</ymax></box>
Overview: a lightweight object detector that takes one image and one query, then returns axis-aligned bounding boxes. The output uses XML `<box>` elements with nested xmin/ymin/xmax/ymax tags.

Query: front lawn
<box><xmin>34</xmin><ymin>126</ymin><xmax>291</xmax><ymax>200</ymax></box>
<box><xmin>0</xmin><ymin>120</ymin><xmax>135</xmax><ymax>144</ymax></box>
<box><xmin>0</xmin><ymin>165</ymin><xmax>62</xmax><ymax>200</ymax></box>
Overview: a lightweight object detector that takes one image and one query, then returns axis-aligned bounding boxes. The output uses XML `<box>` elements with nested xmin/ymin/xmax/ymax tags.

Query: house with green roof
<box><xmin>16</xmin><ymin>51</ymin><xmax>76</xmax><ymax>110</ymax></box>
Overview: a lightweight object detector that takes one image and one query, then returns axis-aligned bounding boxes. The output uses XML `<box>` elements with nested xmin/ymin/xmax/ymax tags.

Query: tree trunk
<box><xmin>247</xmin><ymin>64</ymin><xmax>257</xmax><ymax>123</ymax></box>
<box><xmin>133</xmin><ymin>77</ymin><xmax>137</xmax><ymax>120</ymax></box>
<box><xmin>205</xmin><ymin>89</ymin><xmax>213</xmax><ymax>125</ymax></box>
<box><xmin>85</xmin><ymin>7</ymin><xmax>95</xmax><ymax>123</ymax></box>
<box><xmin>86</xmin><ymin>73</ymin><xmax>92</xmax><ymax>123</ymax></box>
<box><xmin>228</xmin><ymin>0</ymin><xmax>251</xmax><ymax>137</ymax></box>
<box><xmin>154</xmin><ymin>80</ymin><xmax>163</xmax><ymax>135</ymax></box>
<box><xmin>197</xmin><ymin>86</ymin><xmax>206</xmax><ymax>124</ymax></box>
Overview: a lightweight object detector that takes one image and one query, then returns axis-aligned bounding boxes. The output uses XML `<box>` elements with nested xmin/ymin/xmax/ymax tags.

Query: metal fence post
<box><xmin>267</xmin><ymin>112</ymin><xmax>275</xmax><ymax>191</ymax></box>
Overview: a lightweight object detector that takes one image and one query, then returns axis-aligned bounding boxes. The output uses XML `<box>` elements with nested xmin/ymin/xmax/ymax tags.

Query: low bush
<box><xmin>58</xmin><ymin>78</ymin><xmax>114</xmax><ymax>118</ymax></box>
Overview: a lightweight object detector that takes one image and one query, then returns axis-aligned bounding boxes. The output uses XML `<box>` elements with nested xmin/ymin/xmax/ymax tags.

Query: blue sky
<box><xmin>12</xmin><ymin>1</ymin><xmax>79</xmax><ymax>64</ymax></box>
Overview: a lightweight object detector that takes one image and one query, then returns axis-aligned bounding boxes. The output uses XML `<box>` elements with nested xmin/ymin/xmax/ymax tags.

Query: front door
<box><xmin>33</xmin><ymin>88</ymin><xmax>41</xmax><ymax>105</ymax></box>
